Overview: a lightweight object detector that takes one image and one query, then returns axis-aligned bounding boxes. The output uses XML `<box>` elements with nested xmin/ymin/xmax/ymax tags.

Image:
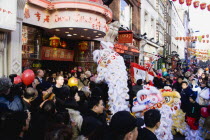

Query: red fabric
<box><xmin>186</xmin><ymin>116</ymin><xmax>199</xmax><ymax>130</ymax></box>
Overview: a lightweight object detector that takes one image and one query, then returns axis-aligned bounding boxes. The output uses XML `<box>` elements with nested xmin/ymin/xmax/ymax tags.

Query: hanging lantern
<box><xmin>200</xmin><ymin>3</ymin><xmax>207</xmax><ymax>10</ymax></box>
<box><xmin>193</xmin><ymin>1</ymin><xmax>200</xmax><ymax>8</ymax></box>
<box><xmin>183</xmin><ymin>37</ymin><xmax>186</xmax><ymax>41</ymax></box>
<box><xmin>186</xmin><ymin>0</ymin><xmax>192</xmax><ymax>6</ymax></box>
<box><xmin>49</xmin><ymin>35</ymin><xmax>60</xmax><ymax>48</ymax></box>
<box><xmin>207</xmin><ymin>40</ymin><xmax>209</xmax><ymax>43</ymax></box>
<box><xmin>191</xmin><ymin>36</ymin><xmax>194</xmax><ymax>40</ymax></box>
<box><xmin>180</xmin><ymin>37</ymin><xmax>183</xmax><ymax>41</ymax></box>
<box><xmin>60</xmin><ymin>41</ymin><xmax>67</xmax><ymax>48</ymax></box>
<box><xmin>203</xmin><ymin>40</ymin><xmax>205</xmax><ymax>43</ymax></box>
<box><xmin>78</xmin><ymin>41</ymin><xmax>88</xmax><ymax>54</ymax></box>
<box><xmin>195</xmin><ymin>36</ymin><xmax>198</xmax><ymax>40</ymax></box>
<box><xmin>202</xmin><ymin>35</ymin><xmax>205</xmax><ymax>38</ymax></box>
<box><xmin>206</xmin><ymin>34</ymin><xmax>209</xmax><ymax>38</ymax></box>
<box><xmin>179</xmin><ymin>0</ymin><xmax>184</xmax><ymax>4</ymax></box>
<box><xmin>207</xmin><ymin>5</ymin><xmax>210</xmax><ymax>11</ymax></box>
<box><xmin>175</xmin><ymin>37</ymin><xmax>179</xmax><ymax>40</ymax></box>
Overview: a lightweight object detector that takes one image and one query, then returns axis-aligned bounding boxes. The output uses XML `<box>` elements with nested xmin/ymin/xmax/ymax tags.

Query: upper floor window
<box><xmin>120</xmin><ymin>0</ymin><xmax>132</xmax><ymax>29</ymax></box>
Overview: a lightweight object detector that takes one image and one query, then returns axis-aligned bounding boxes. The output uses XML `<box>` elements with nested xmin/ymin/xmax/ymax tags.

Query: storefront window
<box><xmin>120</xmin><ymin>0</ymin><xmax>132</xmax><ymax>29</ymax></box>
<box><xmin>22</xmin><ymin>25</ymin><xmax>41</xmax><ymax>59</ymax></box>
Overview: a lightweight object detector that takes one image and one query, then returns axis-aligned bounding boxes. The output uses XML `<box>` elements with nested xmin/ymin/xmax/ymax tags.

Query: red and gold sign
<box><xmin>193</xmin><ymin>1</ymin><xmax>200</xmax><ymax>8</ymax></box>
<box><xmin>118</xmin><ymin>31</ymin><xmax>133</xmax><ymax>43</ymax></box>
<box><xmin>78</xmin><ymin>41</ymin><xmax>88</xmax><ymax>54</ymax></box>
<box><xmin>186</xmin><ymin>0</ymin><xmax>192</xmax><ymax>6</ymax></box>
<box><xmin>49</xmin><ymin>35</ymin><xmax>60</xmax><ymax>48</ymax></box>
<box><xmin>60</xmin><ymin>41</ymin><xmax>67</xmax><ymax>48</ymax></box>
<box><xmin>200</xmin><ymin>3</ymin><xmax>207</xmax><ymax>10</ymax></box>
<box><xmin>179</xmin><ymin>0</ymin><xmax>184</xmax><ymax>4</ymax></box>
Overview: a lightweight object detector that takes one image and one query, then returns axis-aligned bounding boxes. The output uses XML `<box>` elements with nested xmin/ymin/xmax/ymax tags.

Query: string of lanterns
<box><xmin>175</xmin><ymin>34</ymin><xmax>210</xmax><ymax>43</ymax></box>
<box><xmin>172</xmin><ymin>0</ymin><xmax>210</xmax><ymax>11</ymax></box>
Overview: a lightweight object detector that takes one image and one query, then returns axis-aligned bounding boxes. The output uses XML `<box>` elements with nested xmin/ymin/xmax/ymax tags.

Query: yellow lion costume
<box><xmin>160</xmin><ymin>87</ymin><xmax>187</xmax><ymax>135</ymax></box>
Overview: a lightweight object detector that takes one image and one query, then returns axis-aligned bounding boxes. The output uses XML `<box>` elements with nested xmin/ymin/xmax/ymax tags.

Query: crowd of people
<box><xmin>0</xmin><ymin>65</ymin><xmax>209</xmax><ymax>140</ymax></box>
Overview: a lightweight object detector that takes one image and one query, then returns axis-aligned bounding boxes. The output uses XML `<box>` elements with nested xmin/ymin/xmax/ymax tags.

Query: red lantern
<box><xmin>193</xmin><ymin>1</ymin><xmax>200</xmax><ymax>8</ymax></box>
<box><xmin>60</xmin><ymin>41</ymin><xmax>67</xmax><ymax>48</ymax></box>
<box><xmin>203</xmin><ymin>40</ymin><xmax>206</xmax><ymax>43</ymax></box>
<box><xmin>183</xmin><ymin>37</ymin><xmax>186</xmax><ymax>41</ymax></box>
<box><xmin>206</xmin><ymin>34</ymin><xmax>209</xmax><ymax>38</ymax></box>
<box><xmin>78</xmin><ymin>41</ymin><xmax>88</xmax><ymax>54</ymax></box>
<box><xmin>175</xmin><ymin>37</ymin><xmax>179</xmax><ymax>40</ymax></box>
<box><xmin>200</xmin><ymin>3</ymin><xmax>207</xmax><ymax>10</ymax></box>
<box><xmin>186</xmin><ymin>0</ymin><xmax>192</xmax><ymax>6</ymax></box>
<box><xmin>179</xmin><ymin>0</ymin><xmax>184</xmax><ymax>4</ymax></box>
<box><xmin>207</xmin><ymin>40</ymin><xmax>209</xmax><ymax>43</ymax></box>
<box><xmin>49</xmin><ymin>35</ymin><xmax>60</xmax><ymax>48</ymax></box>
<box><xmin>202</xmin><ymin>35</ymin><xmax>205</xmax><ymax>38</ymax></box>
<box><xmin>180</xmin><ymin>37</ymin><xmax>183</xmax><ymax>41</ymax></box>
<box><xmin>207</xmin><ymin>5</ymin><xmax>210</xmax><ymax>11</ymax></box>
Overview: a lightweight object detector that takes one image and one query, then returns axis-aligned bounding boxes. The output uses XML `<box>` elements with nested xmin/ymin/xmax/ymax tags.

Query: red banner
<box><xmin>41</xmin><ymin>46</ymin><xmax>74</xmax><ymax>61</ymax></box>
<box><xmin>118</xmin><ymin>31</ymin><xmax>133</xmax><ymax>43</ymax></box>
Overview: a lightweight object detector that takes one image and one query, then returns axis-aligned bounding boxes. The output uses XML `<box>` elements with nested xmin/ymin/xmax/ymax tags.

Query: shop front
<box><xmin>21</xmin><ymin>0</ymin><xmax>112</xmax><ymax>73</ymax></box>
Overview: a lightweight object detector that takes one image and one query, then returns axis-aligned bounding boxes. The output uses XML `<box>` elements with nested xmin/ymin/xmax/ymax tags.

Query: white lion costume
<box><xmin>132</xmin><ymin>85</ymin><xmax>173</xmax><ymax>140</ymax></box>
<box><xmin>93</xmin><ymin>41</ymin><xmax>129</xmax><ymax>114</ymax></box>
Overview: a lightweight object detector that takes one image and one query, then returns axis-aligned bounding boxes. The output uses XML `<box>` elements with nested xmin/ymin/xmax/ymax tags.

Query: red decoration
<box><xmin>180</xmin><ymin>37</ymin><xmax>182</xmax><ymax>41</ymax></box>
<box><xmin>202</xmin><ymin>35</ymin><xmax>205</xmax><ymax>38</ymax></box>
<box><xmin>22</xmin><ymin>69</ymin><xmax>35</xmax><ymax>86</ymax></box>
<box><xmin>207</xmin><ymin>5</ymin><xmax>210</xmax><ymax>11</ymax></box>
<box><xmin>200</xmin><ymin>3</ymin><xmax>207</xmax><ymax>10</ymax></box>
<box><xmin>183</xmin><ymin>37</ymin><xmax>186</xmax><ymax>41</ymax></box>
<box><xmin>186</xmin><ymin>0</ymin><xmax>192</xmax><ymax>6</ymax></box>
<box><xmin>195</xmin><ymin>36</ymin><xmax>198</xmax><ymax>40</ymax></box>
<box><xmin>14</xmin><ymin>75</ymin><xmax>22</xmax><ymax>84</ymax></box>
<box><xmin>179</xmin><ymin>0</ymin><xmax>184</xmax><ymax>4</ymax></box>
<box><xmin>207</xmin><ymin>40</ymin><xmax>209</xmax><ymax>43</ymax></box>
<box><xmin>60</xmin><ymin>41</ymin><xmax>67</xmax><ymax>48</ymax></box>
<box><xmin>172</xmin><ymin>0</ymin><xmax>176</xmax><ymax>1</ymax></box>
<box><xmin>118</xmin><ymin>31</ymin><xmax>133</xmax><ymax>43</ymax></box>
<box><xmin>203</xmin><ymin>40</ymin><xmax>205</xmax><ymax>43</ymax></box>
<box><xmin>175</xmin><ymin>37</ymin><xmax>179</xmax><ymax>40</ymax></box>
<box><xmin>193</xmin><ymin>1</ymin><xmax>200</xmax><ymax>8</ymax></box>
<box><xmin>206</xmin><ymin>34</ymin><xmax>209</xmax><ymax>38</ymax></box>
<box><xmin>49</xmin><ymin>35</ymin><xmax>60</xmax><ymax>48</ymax></box>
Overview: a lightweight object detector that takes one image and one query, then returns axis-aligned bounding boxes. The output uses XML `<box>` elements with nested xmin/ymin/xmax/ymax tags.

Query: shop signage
<box><xmin>41</xmin><ymin>47</ymin><xmax>74</xmax><ymax>61</ymax></box>
<box><xmin>23</xmin><ymin>4</ymin><xmax>108</xmax><ymax>32</ymax></box>
<box><xmin>118</xmin><ymin>31</ymin><xmax>133</xmax><ymax>43</ymax></box>
<box><xmin>0</xmin><ymin>0</ymin><xmax>17</xmax><ymax>30</ymax></box>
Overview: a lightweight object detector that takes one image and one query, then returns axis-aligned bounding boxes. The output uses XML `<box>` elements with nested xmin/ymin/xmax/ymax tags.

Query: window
<box><xmin>120</xmin><ymin>0</ymin><xmax>132</xmax><ymax>29</ymax></box>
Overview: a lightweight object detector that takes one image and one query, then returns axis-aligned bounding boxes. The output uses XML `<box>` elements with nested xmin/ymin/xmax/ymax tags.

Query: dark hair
<box><xmin>70</xmin><ymin>86</ymin><xmax>78</xmax><ymax>98</ymax></box>
<box><xmin>178</xmin><ymin>76</ymin><xmax>184</xmax><ymax>80</ymax></box>
<box><xmin>136</xmin><ymin>79</ymin><xmax>143</xmax><ymax>85</ymax></box>
<box><xmin>44</xmin><ymin>124</ymin><xmax>73</xmax><ymax>140</ymax></box>
<box><xmin>77</xmin><ymin>91</ymin><xmax>87</xmax><ymax>103</ymax></box>
<box><xmin>88</xmin><ymin>96</ymin><xmax>102</xmax><ymax>109</ymax></box>
<box><xmin>55</xmin><ymin>75</ymin><xmax>63</xmax><ymax>80</ymax></box>
<box><xmin>181</xmin><ymin>81</ymin><xmax>188</xmax><ymax>85</ymax></box>
<box><xmin>23</xmin><ymin>87</ymin><xmax>37</xmax><ymax>99</ymax></box>
<box><xmin>0</xmin><ymin>111</ymin><xmax>28</xmax><ymax>139</ymax></box>
<box><xmin>144</xmin><ymin>109</ymin><xmax>161</xmax><ymax>128</ymax></box>
<box><xmin>55</xmin><ymin>112</ymin><xmax>71</xmax><ymax>125</ymax></box>
<box><xmin>41</xmin><ymin>100</ymin><xmax>56</xmax><ymax>115</ymax></box>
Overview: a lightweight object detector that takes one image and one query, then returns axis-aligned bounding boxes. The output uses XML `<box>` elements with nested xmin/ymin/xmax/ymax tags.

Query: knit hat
<box><xmin>110</xmin><ymin>111</ymin><xmax>137</xmax><ymax>135</ymax></box>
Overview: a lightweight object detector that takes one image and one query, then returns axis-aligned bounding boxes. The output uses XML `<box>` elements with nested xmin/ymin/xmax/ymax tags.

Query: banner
<box><xmin>118</xmin><ymin>31</ymin><xmax>133</xmax><ymax>43</ymax></box>
<box><xmin>130</xmin><ymin>63</ymin><xmax>154</xmax><ymax>83</ymax></box>
<box><xmin>41</xmin><ymin>46</ymin><xmax>74</xmax><ymax>61</ymax></box>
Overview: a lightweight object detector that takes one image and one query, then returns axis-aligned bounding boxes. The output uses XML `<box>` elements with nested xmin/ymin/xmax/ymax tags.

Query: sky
<box><xmin>173</xmin><ymin>0</ymin><xmax>210</xmax><ymax>50</ymax></box>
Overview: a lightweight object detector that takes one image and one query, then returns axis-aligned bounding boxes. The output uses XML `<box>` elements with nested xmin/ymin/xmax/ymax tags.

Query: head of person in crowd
<box><xmin>197</xmin><ymin>68</ymin><xmax>204</xmax><ymax>77</ymax></box>
<box><xmin>201</xmin><ymin>73</ymin><xmax>208</xmax><ymax>81</ymax></box>
<box><xmin>169</xmin><ymin>74</ymin><xmax>174</xmax><ymax>81</ymax></box>
<box><xmin>136</xmin><ymin>79</ymin><xmax>143</xmax><ymax>86</ymax></box>
<box><xmin>73</xmin><ymin>67</ymin><xmax>78</xmax><ymax>71</ymax></box>
<box><xmin>200</xmin><ymin>81</ymin><xmax>207</xmax><ymax>89</ymax></box>
<box><xmin>181</xmin><ymin>81</ymin><xmax>189</xmax><ymax>89</ymax></box>
<box><xmin>80</xmin><ymin>73</ymin><xmax>86</xmax><ymax>79</ymax></box>
<box><xmin>191</xmin><ymin>78</ymin><xmax>198</xmax><ymax>85</ymax></box>
<box><xmin>40</xmin><ymin>100</ymin><xmax>56</xmax><ymax>115</ymax></box>
<box><xmin>75</xmin><ymin>91</ymin><xmax>87</xmax><ymax>103</ymax></box>
<box><xmin>45</xmin><ymin>124</ymin><xmax>73</xmax><ymax>140</ymax></box>
<box><xmin>110</xmin><ymin>111</ymin><xmax>138</xmax><ymax>140</ymax></box>
<box><xmin>0</xmin><ymin>77</ymin><xmax>12</xmax><ymax>95</ymax></box>
<box><xmin>0</xmin><ymin>111</ymin><xmax>30</xmax><ymax>139</ymax></box>
<box><xmin>67</xmin><ymin>73</ymin><xmax>72</xmax><ymax>78</ymax></box>
<box><xmin>89</xmin><ymin>96</ymin><xmax>104</xmax><ymax>114</ymax></box>
<box><xmin>184</xmin><ymin>71</ymin><xmax>191</xmax><ymax>79</ymax></box>
<box><xmin>23</xmin><ymin>87</ymin><xmax>38</xmax><ymax>103</ymax></box>
<box><xmin>177</xmin><ymin>76</ymin><xmax>184</xmax><ymax>84</ymax></box>
<box><xmin>85</xmin><ymin>71</ymin><xmax>92</xmax><ymax>78</ymax></box>
<box><xmin>71</xmin><ymin>72</ymin><xmax>77</xmax><ymax>78</ymax></box>
<box><xmin>36</xmin><ymin>69</ymin><xmax>44</xmax><ymax>78</ymax></box>
<box><xmin>78</xmin><ymin>67</ymin><xmax>83</xmax><ymax>72</ymax></box>
<box><xmin>51</xmin><ymin>73</ymin><xmax>57</xmax><ymax>79</ymax></box>
<box><xmin>165</xmin><ymin>78</ymin><xmax>173</xmax><ymax>87</ymax></box>
<box><xmin>60</xmin><ymin>71</ymin><xmax>64</xmax><ymax>76</ymax></box>
<box><xmin>144</xmin><ymin>109</ymin><xmax>161</xmax><ymax>132</ymax></box>
<box><xmin>70</xmin><ymin>86</ymin><xmax>78</xmax><ymax>98</ymax></box>
<box><xmin>55</xmin><ymin>75</ymin><xmax>64</xmax><ymax>88</ymax></box>
<box><xmin>55</xmin><ymin>112</ymin><xmax>71</xmax><ymax>126</ymax></box>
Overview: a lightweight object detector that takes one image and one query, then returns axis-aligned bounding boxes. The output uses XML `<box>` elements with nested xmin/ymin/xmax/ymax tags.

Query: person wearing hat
<box><xmin>185</xmin><ymin>95</ymin><xmax>201</xmax><ymax>130</ymax></box>
<box><xmin>138</xmin><ymin>109</ymin><xmax>161</xmax><ymax>140</ymax></box>
<box><xmin>108</xmin><ymin>111</ymin><xmax>139</xmax><ymax>140</ymax></box>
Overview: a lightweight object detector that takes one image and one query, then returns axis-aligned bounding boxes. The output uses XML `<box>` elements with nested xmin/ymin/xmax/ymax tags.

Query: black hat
<box><xmin>110</xmin><ymin>111</ymin><xmax>137</xmax><ymax>135</ymax></box>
